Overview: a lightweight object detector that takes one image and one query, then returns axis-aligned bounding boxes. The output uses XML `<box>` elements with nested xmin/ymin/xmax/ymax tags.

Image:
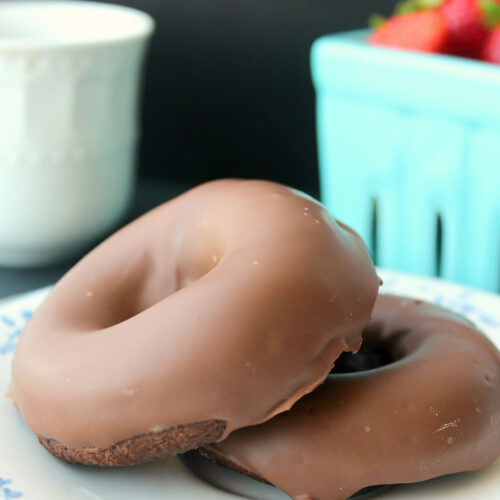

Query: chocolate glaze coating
<box><xmin>9</xmin><ymin>179</ymin><xmax>379</xmax><ymax>464</ymax></box>
<box><xmin>202</xmin><ymin>295</ymin><xmax>500</xmax><ymax>500</ymax></box>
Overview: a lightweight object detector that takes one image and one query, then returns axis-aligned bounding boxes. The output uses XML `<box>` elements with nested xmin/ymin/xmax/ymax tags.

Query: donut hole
<box><xmin>124</xmin><ymin>228</ymin><xmax>227</xmax><ymax>320</ymax></box>
<box><xmin>330</xmin><ymin>339</ymin><xmax>394</xmax><ymax>374</ymax></box>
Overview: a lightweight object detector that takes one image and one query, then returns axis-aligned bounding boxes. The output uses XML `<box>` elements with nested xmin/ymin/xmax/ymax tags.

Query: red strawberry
<box><xmin>440</xmin><ymin>0</ymin><xmax>490</xmax><ymax>58</ymax></box>
<box><xmin>370</xmin><ymin>10</ymin><xmax>449</xmax><ymax>53</ymax></box>
<box><xmin>482</xmin><ymin>27</ymin><xmax>500</xmax><ymax>62</ymax></box>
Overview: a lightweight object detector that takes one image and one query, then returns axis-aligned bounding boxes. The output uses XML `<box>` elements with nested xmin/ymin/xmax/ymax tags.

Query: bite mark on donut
<box><xmin>39</xmin><ymin>419</ymin><xmax>226</xmax><ymax>467</ymax></box>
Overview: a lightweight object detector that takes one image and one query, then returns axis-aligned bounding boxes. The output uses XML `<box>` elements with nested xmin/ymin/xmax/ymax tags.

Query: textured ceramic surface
<box><xmin>0</xmin><ymin>269</ymin><xmax>499</xmax><ymax>499</ymax></box>
<box><xmin>0</xmin><ymin>2</ymin><xmax>154</xmax><ymax>266</ymax></box>
<box><xmin>311</xmin><ymin>30</ymin><xmax>500</xmax><ymax>292</ymax></box>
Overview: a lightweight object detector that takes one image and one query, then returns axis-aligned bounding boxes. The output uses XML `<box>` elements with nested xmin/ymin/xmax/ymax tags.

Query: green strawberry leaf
<box><xmin>368</xmin><ymin>13</ymin><xmax>387</xmax><ymax>29</ymax></box>
<box><xmin>394</xmin><ymin>0</ymin><xmax>444</xmax><ymax>15</ymax></box>
<box><xmin>416</xmin><ymin>0</ymin><xmax>445</xmax><ymax>9</ymax></box>
<box><xmin>394</xmin><ymin>0</ymin><xmax>420</xmax><ymax>15</ymax></box>
<box><xmin>368</xmin><ymin>0</ymin><xmax>445</xmax><ymax>31</ymax></box>
<box><xmin>480</xmin><ymin>0</ymin><xmax>500</xmax><ymax>28</ymax></box>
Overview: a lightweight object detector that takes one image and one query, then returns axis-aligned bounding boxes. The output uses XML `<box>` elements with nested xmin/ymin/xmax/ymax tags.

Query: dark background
<box><xmin>0</xmin><ymin>0</ymin><xmax>398</xmax><ymax>296</ymax></box>
<box><xmin>104</xmin><ymin>0</ymin><xmax>396</xmax><ymax>198</ymax></box>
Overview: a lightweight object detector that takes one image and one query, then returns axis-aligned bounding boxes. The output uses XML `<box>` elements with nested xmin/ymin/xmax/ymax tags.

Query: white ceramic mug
<box><xmin>0</xmin><ymin>1</ymin><xmax>154</xmax><ymax>267</ymax></box>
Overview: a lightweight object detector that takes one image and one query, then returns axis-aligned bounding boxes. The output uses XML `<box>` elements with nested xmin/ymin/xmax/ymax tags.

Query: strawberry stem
<box><xmin>480</xmin><ymin>0</ymin><xmax>500</xmax><ymax>28</ymax></box>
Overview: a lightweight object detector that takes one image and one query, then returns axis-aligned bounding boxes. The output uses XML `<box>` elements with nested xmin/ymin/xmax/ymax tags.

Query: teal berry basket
<box><xmin>311</xmin><ymin>29</ymin><xmax>500</xmax><ymax>292</ymax></box>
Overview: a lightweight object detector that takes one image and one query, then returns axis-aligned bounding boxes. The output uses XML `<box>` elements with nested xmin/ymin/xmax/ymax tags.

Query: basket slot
<box><xmin>436</xmin><ymin>213</ymin><xmax>443</xmax><ymax>277</ymax></box>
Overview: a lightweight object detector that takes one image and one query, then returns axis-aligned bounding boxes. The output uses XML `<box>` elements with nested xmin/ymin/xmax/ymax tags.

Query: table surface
<box><xmin>0</xmin><ymin>178</ymin><xmax>189</xmax><ymax>301</ymax></box>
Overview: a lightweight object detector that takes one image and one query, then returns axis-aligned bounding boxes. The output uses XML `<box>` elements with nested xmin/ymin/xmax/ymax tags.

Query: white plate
<box><xmin>1</xmin><ymin>270</ymin><xmax>499</xmax><ymax>500</ymax></box>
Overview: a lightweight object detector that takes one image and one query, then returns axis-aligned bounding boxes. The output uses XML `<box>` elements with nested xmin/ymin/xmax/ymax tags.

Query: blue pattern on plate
<box><xmin>0</xmin><ymin>311</ymin><xmax>32</xmax><ymax>356</ymax></box>
<box><xmin>381</xmin><ymin>275</ymin><xmax>500</xmax><ymax>328</ymax></box>
<box><xmin>431</xmin><ymin>294</ymin><xmax>500</xmax><ymax>327</ymax></box>
<box><xmin>0</xmin><ymin>478</ymin><xmax>22</xmax><ymax>499</ymax></box>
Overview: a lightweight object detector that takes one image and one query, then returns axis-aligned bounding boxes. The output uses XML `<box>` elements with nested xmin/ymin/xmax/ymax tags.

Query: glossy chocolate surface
<box><xmin>10</xmin><ymin>179</ymin><xmax>379</xmax><ymax>450</ymax></box>
<box><xmin>204</xmin><ymin>295</ymin><xmax>500</xmax><ymax>500</ymax></box>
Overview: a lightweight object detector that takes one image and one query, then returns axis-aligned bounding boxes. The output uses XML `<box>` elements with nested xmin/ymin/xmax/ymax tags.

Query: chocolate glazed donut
<box><xmin>9</xmin><ymin>179</ymin><xmax>379</xmax><ymax>466</ymax></box>
<box><xmin>201</xmin><ymin>295</ymin><xmax>500</xmax><ymax>500</ymax></box>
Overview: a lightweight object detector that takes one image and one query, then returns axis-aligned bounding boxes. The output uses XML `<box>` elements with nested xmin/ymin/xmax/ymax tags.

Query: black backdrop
<box><xmin>98</xmin><ymin>1</ymin><xmax>397</xmax><ymax>197</ymax></box>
